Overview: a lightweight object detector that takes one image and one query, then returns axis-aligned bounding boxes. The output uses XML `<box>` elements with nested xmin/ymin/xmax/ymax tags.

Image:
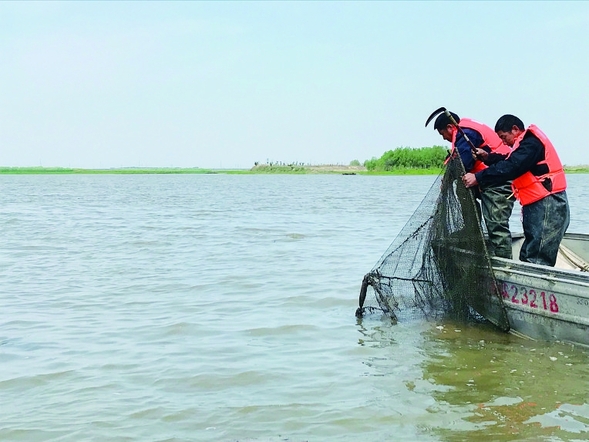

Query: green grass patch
<box><xmin>358</xmin><ymin>167</ymin><xmax>442</xmax><ymax>176</ymax></box>
<box><xmin>564</xmin><ymin>165</ymin><xmax>589</xmax><ymax>174</ymax></box>
<box><xmin>0</xmin><ymin>165</ymin><xmax>444</xmax><ymax>176</ymax></box>
<box><xmin>0</xmin><ymin>167</ymin><xmax>216</xmax><ymax>175</ymax></box>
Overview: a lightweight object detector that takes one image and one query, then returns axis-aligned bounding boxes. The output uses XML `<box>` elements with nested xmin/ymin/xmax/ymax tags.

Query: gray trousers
<box><xmin>521</xmin><ymin>190</ymin><xmax>570</xmax><ymax>266</ymax></box>
<box><xmin>480</xmin><ymin>183</ymin><xmax>515</xmax><ymax>259</ymax></box>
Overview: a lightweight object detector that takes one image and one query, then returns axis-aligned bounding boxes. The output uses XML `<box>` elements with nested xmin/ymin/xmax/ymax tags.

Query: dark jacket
<box><xmin>475</xmin><ymin>132</ymin><xmax>547</xmax><ymax>187</ymax></box>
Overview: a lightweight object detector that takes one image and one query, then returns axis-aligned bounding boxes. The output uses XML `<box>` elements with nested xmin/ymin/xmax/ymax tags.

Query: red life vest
<box><xmin>509</xmin><ymin>125</ymin><xmax>567</xmax><ymax>206</ymax></box>
<box><xmin>449</xmin><ymin>118</ymin><xmax>512</xmax><ymax>173</ymax></box>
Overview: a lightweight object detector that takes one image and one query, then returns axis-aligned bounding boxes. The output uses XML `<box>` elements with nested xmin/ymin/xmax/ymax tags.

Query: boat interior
<box><xmin>510</xmin><ymin>232</ymin><xmax>589</xmax><ymax>272</ymax></box>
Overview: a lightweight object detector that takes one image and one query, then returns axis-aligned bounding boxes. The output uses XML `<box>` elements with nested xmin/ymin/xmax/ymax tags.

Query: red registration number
<box><xmin>501</xmin><ymin>282</ymin><xmax>559</xmax><ymax>313</ymax></box>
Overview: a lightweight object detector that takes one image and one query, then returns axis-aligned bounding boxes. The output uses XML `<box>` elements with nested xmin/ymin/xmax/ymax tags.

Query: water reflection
<box><xmin>419</xmin><ymin>321</ymin><xmax>589</xmax><ymax>441</ymax></box>
<box><xmin>356</xmin><ymin>315</ymin><xmax>589</xmax><ymax>440</ymax></box>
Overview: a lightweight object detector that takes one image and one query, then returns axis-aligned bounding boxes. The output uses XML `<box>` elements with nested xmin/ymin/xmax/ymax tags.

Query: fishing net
<box><xmin>356</xmin><ymin>155</ymin><xmax>510</xmax><ymax>332</ymax></box>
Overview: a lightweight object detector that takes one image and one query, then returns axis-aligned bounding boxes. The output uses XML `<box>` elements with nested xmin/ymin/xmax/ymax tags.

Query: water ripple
<box><xmin>1</xmin><ymin>174</ymin><xmax>589</xmax><ymax>441</ymax></box>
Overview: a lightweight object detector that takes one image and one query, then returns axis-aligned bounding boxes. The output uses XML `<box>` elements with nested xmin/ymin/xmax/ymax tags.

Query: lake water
<box><xmin>1</xmin><ymin>173</ymin><xmax>589</xmax><ymax>442</ymax></box>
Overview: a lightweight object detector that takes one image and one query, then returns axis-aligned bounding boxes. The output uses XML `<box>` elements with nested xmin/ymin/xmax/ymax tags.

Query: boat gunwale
<box><xmin>492</xmin><ymin>257</ymin><xmax>589</xmax><ymax>286</ymax></box>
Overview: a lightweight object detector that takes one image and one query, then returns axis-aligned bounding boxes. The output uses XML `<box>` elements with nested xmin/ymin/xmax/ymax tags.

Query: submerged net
<box><xmin>356</xmin><ymin>156</ymin><xmax>509</xmax><ymax>332</ymax></box>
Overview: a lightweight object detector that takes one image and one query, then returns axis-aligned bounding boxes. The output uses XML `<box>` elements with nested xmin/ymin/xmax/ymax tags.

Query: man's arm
<box><xmin>472</xmin><ymin>147</ymin><xmax>507</xmax><ymax>165</ymax></box>
<box><xmin>455</xmin><ymin>128</ymin><xmax>483</xmax><ymax>172</ymax></box>
<box><xmin>484</xmin><ymin>152</ymin><xmax>509</xmax><ymax>165</ymax></box>
<box><xmin>474</xmin><ymin>133</ymin><xmax>545</xmax><ymax>186</ymax></box>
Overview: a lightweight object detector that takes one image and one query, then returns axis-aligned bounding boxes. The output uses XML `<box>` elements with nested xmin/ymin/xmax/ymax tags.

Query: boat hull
<box><xmin>491</xmin><ymin>233</ymin><xmax>589</xmax><ymax>346</ymax></box>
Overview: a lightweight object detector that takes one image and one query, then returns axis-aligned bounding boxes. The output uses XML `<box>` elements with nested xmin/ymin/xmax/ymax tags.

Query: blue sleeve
<box><xmin>454</xmin><ymin>128</ymin><xmax>483</xmax><ymax>172</ymax></box>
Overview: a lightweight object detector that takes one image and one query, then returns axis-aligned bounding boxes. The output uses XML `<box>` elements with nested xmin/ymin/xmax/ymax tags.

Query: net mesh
<box><xmin>356</xmin><ymin>156</ymin><xmax>509</xmax><ymax>332</ymax></box>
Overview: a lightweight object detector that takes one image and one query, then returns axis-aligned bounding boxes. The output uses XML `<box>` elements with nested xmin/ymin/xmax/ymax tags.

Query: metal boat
<box><xmin>492</xmin><ymin>233</ymin><xmax>589</xmax><ymax>345</ymax></box>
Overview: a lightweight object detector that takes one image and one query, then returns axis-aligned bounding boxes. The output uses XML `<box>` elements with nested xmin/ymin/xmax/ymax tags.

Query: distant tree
<box><xmin>349</xmin><ymin>159</ymin><xmax>361</xmax><ymax>166</ymax></box>
<box><xmin>364</xmin><ymin>146</ymin><xmax>447</xmax><ymax>171</ymax></box>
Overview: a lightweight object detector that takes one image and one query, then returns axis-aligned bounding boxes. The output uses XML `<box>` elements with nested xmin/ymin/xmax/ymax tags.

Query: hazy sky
<box><xmin>2</xmin><ymin>1</ymin><xmax>588</xmax><ymax>169</ymax></box>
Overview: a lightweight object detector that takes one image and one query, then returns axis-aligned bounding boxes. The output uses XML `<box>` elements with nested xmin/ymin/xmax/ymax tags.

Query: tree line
<box><xmin>363</xmin><ymin>146</ymin><xmax>448</xmax><ymax>171</ymax></box>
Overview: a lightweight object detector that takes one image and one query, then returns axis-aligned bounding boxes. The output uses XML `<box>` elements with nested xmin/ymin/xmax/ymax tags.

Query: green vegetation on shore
<box><xmin>0</xmin><ymin>167</ymin><xmax>216</xmax><ymax>175</ymax></box>
<box><xmin>564</xmin><ymin>165</ymin><xmax>589</xmax><ymax>174</ymax></box>
<box><xmin>2</xmin><ymin>147</ymin><xmax>588</xmax><ymax>175</ymax></box>
<box><xmin>364</xmin><ymin>146</ymin><xmax>448</xmax><ymax>172</ymax></box>
<box><xmin>0</xmin><ymin>164</ymin><xmax>443</xmax><ymax>175</ymax></box>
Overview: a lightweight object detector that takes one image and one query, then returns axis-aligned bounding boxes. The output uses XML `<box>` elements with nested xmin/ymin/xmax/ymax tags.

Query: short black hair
<box><xmin>494</xmin><ymin>114</ymin><xmax>525</xmax><ymax>132</ymax></box>
<box><xmin>433</xmin><ymin>111</ymin><xmax>460</xmax><ymax>130</ymax></box>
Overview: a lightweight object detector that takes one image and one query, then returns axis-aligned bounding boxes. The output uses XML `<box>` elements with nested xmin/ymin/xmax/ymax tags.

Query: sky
<box><xmin>1</xmin><ymin>1</ymin><xmax>588</xmax><ymax>169</ymax></box>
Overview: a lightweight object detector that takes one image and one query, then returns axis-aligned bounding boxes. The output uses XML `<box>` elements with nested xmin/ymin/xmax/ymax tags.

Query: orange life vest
<box><xmin>509</xmin><ymin>125</ymin><xmax>566</xmax><ymax>206</ymax></box>
<box><xmin>449</xmin><ymin>118</ymin><xmax>512</xmax><ymax>173</ymax></box>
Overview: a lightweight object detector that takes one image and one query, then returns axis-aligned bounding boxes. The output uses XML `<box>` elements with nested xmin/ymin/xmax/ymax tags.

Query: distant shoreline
<box><xmin>1</xmin><ymin>165</ymin><xmax>588</xmax><ymax>175</ymax></box>
<box><xmin>0</xmin><ymin>165</ymin><xmax>440</xmax><ymax>175</ymax></box>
